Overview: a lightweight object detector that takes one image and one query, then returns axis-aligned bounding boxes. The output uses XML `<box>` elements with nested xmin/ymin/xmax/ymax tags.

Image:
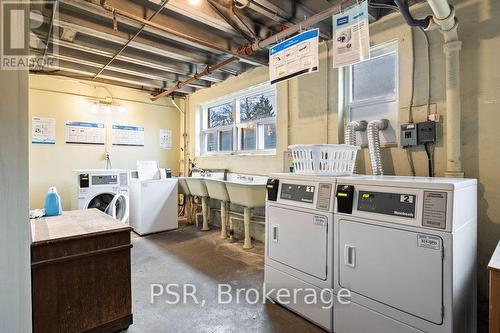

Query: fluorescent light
<box><xmin>188</xmin><ymin>0</ymin><xmax>201</xmax><ymax>5</ymax></box>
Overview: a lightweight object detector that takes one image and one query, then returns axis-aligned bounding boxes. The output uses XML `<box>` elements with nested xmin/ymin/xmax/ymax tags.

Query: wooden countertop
<box><xmin>31</xmin><ymin>209</ymin><xmax>131</xmax><ymax>245</ymax></box>
<box><xmin>488</xmin><ymin>240</ymin><xmax>500</xmax><ymax>272</ymax></box>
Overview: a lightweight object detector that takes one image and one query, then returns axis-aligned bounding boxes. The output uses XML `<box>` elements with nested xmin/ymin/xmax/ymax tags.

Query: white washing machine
<box><xmin>333</xmin><ymin>176</ymin><xmax>477</xmax><ymax>333</ymax></box>
<box><xmin>73</xmin><ymin>169</ymin><xmax>130</xmax><ymax>224</ymax></box>
<box><xmin>265</xmin><ymin>173</ymin><xmax>337</xmax><ymax>332</ymax></box>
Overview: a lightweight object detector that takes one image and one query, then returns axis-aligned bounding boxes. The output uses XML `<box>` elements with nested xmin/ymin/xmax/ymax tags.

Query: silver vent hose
<box><xmin>344</xmin><ymin>120</ymin><xmax>367</xmax><ymax>146</ymax></box>
<box><xmin>367</xmin><ymin>119</ymin><xmax>388</xmax><ymax>176</ymax></box>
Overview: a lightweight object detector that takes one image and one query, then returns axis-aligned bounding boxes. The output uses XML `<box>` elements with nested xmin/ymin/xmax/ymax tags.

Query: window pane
<box><xmin>352</xmin><ymin>52</ymin><xmax>396</xmax><ymax>101</ymax></box>
<box><xmin>262</xmin><ymin>123</ymin><xmax>276</xmax><ymax>149</ymax></box>
<box><xmin>208</xmin><ymin>103</ymin><xmax>232</xmax><ymax>128</ymax></box>
<box><xmin>241</xmin><ymin>127</ymin><xmax>256</xmax><ymax>151</ymax></box>
<box><xmin>206</xmin><ymin>132</ymin><xmax>217</xmax><ymax>152</ymax></box>
<box><xmin>239</xmin><ymin>92</ymin><xmax>276</xmax><ymax>122</ymax></box>
<box><xmin>220</xmin><ymin>130</ymin><xmax>233</xmax><ymax>151</ymax></box>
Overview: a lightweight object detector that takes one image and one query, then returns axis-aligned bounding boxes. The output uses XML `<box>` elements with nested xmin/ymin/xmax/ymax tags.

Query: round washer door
<box><xmin>87</xmin><ymin>193</ymin><xmax>115</xmax><ymax>213</ymax></box>
<box><xmin>108</xmin><ymin>194</ymin><xmax>129</xmax><ymax>223</ymax></box>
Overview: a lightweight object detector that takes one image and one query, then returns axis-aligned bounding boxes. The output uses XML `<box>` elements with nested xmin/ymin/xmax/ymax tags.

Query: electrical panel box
<box><xmin>417</xmin><ymin>121</ymin><xmax>436</xmax><ymax>144</ymax></box>
<box><xmin>400</xmin><ymin>123</ymin><xmax>418</xmax><ymax>148</ymax></box>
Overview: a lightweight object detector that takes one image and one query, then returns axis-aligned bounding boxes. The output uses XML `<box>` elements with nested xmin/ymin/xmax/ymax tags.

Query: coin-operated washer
<box><xmin>334</xmin><ymin>176</ymin><xmax>477</xmax><ymax>333</ymax></box>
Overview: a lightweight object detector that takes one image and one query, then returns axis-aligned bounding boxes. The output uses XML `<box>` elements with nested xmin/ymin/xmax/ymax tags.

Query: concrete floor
<box><xmin>126</xmin><ymin>223</ymin><xmax>325</xmax><ymax>333</ymax></box>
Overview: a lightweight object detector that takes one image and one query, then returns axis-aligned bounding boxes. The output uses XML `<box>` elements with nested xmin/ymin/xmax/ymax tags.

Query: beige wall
<box><xmin>185</xmin><ymin>0</ymin><xmax>500</xmax><ymax>313</ymax></box>
<box><xmin>29</xmin><ymin>75</ymin><xmax>181</xmax><ymax>210</ymax></box>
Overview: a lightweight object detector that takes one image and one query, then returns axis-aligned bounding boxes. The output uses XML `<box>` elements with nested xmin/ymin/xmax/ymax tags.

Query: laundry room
<box><xmin>1</xmin><ymin>0</ymin><xmax>500</xmax><ymax>333</ymax></box>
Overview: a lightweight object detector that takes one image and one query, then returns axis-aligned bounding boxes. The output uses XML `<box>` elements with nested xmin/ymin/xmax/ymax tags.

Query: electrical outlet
<box><xmin>417</xmin><ymin>121</ymin><xmax>436</xmax><ymax>145</ymax></box>
<box><xmin>400</xmin><ymin>123</ymin><xmax>417</xmax><ymax>148</ymax></box>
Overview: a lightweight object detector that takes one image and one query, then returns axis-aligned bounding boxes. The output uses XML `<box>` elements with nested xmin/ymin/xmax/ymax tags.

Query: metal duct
<box><xmin>367</xmin><ymin>119</ymin><xmax>388</xmax><ymax>176</ymax></box>
<box><xmin>344</xmin><ymin>120</ymin><xmax>367</xmax><ymax>146</ymax></box>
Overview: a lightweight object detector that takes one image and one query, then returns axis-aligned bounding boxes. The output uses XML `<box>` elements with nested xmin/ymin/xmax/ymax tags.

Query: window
<box><xmin>198</xmin><ymin>84</ymin><xmax>277</xmax><ymax>155</ymax></box>
<box><xmin>341</xmin><ymin>41</ymin><xmax>398</xmax><ymax>145</ymax></box>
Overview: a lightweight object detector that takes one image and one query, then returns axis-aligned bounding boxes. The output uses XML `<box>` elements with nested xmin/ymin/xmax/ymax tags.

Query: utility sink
<box><xmin>182</xmin><ymin>177</ymin><xmax>209</xmax><ymax>197</ymax></box>
<box><xmin>204</xmin><ymin>179</ymin><xmax>230</xmax><ymax>202</ymax></box>
<box><xmin>224</xmin><ymin>174</ymin><xmax>267</xmax><ymax>208</ymax></box>
<box><xmin>178</xmin><ymin>178</ymin><xmax>191</xmax><ymax>196</ymax></box>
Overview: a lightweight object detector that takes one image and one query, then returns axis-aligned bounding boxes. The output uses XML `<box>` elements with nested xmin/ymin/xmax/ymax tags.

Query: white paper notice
<box><xmin>112</xmin><ymin>125</ymin><xmax>145</xmax><ymax>146</ymax></box>
<box><xmin>332</xmin><ymin>0</ymin><xmax>370</xmax><ymax>68</ymax></box>
<box><xmin>32</xmin><ymin>117</ymin><xmax>56</xmax><ymax>144</ymax></box>
<box><xmin>269</xmin><ymin>29</ymin><xmax>319</xmax><ymax>85</ymax></box>
<box><xmin>65</xmin><ymin>121</ymin><xmax>105</xmax><ymax>145</ymax></box>
<box><xmin>160</xmin><ymin>129</ymin><xmax>172</xmax><ymax>150</ymax></box>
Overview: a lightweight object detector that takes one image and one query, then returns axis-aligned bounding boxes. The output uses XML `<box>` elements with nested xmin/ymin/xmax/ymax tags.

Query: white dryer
<box><xmin>265</xmin><ymin>173</ymin><xmax>337</xmax><ymax>332</ymax></box>
<box><xmin>333</xmin><ymin>176</ymin><xmax>477</xmax><ymax>333</ymax></box>
<box><xmin>73</xmin><ymin>169</ymin><xmax>130</xmax><ymax>224</ymax></box>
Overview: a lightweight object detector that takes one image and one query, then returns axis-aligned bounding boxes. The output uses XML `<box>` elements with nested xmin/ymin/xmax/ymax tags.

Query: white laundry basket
<box><xmin>289</xmin><ymin>144</ymin><xmax>360</xmax><ymax>176</ymax></box>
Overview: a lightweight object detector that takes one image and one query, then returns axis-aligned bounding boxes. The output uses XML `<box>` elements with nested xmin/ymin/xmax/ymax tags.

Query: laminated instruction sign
<box><xmin>112</xmin><ymin>125</ymin><xmax>145</xmax><ymax>146</ymax></box>
<box><xmin>32</xmin><ymin>117</ymin><xmax>56</xmax><ymax>144</ymax></box>
<box><xmin>332</xmin><ymin>0</ymin><xmax>370</xmax><ymax>68</ymax></box>
<box><xmin>65</xmin><ymin>121</ymin><xmax>105</xmax><ymax>145</ymax></box>
<box><xmin>269</xmin><ymin>29</ymin><xmax>319</xmax><ymax>84</ymax></box>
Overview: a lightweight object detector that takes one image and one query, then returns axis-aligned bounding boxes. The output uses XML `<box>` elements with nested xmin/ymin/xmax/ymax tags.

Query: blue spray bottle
<box><xmin>44</xmin><ymin>187</ymin><xmax>62</xmax><ymax>217</ymax></box>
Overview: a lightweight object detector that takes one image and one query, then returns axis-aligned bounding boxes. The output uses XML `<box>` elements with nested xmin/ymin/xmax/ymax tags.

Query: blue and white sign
<box><xmin>65</xmin><ymin>121</ymin><xmax>105</xmax><ymax>145</ymax></box>
<box><xmin>332</xmin><ymin>0</ymin><xmax>370</xmax><ymax>68</ymax></box>
<box><xmin>112</xmin><ymin>124</ymin><xmax>145</xmax><ymax>146</ymax></box>
<box><xmin>269</xmin><ymin>29</ymin><xmax>319</xmax><ymax>84</ymax></box>
<box><xmin>32</xmin><ymin>117</ymin><xmax>56</xmax><ymax>144</ymax></box>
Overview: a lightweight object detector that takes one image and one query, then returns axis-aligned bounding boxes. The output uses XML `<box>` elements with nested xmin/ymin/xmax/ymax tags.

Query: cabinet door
<box><xmin>267</xmin><ymin>206</ymin><xmax>329</xmax><ymax>280</ymax></box>
<box><xmin>339</xmin><ymin>219</ymin><xmax>443</xmax><ymax>324</ymax></box>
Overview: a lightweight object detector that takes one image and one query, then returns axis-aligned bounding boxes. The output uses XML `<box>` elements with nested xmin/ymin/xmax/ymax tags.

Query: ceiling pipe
<box><xmin>100</xmin><ymin>3</ymin><xmax>264</xmax><ymax>66</ymax></box>
<box><xmin>393</xmin><ymin>0</ymin><xmax>431</xmax><ymax>29</ymax></box>
<box><xmin>152</xmin><ymin>3</ymin><xmax>344</xmax><ymax>99</ymax></box>
<box><xmin>93</xmin><ymin>0</ymin><xmax>171</xmax><ymax>79</ymax></box>
<box><xmin>151</xmin><ymin>57</ymin><xmax>238</xmax><ymax>101</ymax></box>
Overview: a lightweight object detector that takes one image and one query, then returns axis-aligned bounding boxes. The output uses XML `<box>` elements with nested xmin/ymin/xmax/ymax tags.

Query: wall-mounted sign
<box><xmin>112</xmin><ymin>125</ymin><xmax>145</xmax><ymax>146</ymax></box>
<box><xmin>332</xmin><ymin>0</ymin><xmax>370</xmax><ymax>68</ymax></box>
<box><xmin>269</xmin><ymin>29</ymin><xmax>319</xmax><ymax>84</ymax></box>
<box><xmin>65</xmin><ymin>121</ymin><xmax>105</xmax><ymax>145</ymax></box>
<box><xmin>32</xmin><ymin>117</ymin><xmax>56</xmax><ymax>144</ymax></box>
<box><xmin>160</xmin><ymin>129</ymin><xmax>172</xmax><ymax>150</ymax></box>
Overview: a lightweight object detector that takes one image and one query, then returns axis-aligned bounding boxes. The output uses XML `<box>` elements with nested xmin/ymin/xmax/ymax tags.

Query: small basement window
<box><xmin>198</xmin><ymin>84</ymin><xmax>277</xmax><ymax>156</ymax></box>
<box><xmin>341</xmin><ymin>41</ymin><xmax>399</xmax><ymax>145</ymax></box>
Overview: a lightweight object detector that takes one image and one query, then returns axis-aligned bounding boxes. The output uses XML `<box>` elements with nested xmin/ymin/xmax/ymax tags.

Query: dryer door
<box><xmin>267</xmin><ymin>205</ymin><xmax>329</xmax><ymax>280</ymax></box>
<box><xmin>338</xmin><ymin>219</ymin><xmax>443</xmax><ymax>324</ymax></box>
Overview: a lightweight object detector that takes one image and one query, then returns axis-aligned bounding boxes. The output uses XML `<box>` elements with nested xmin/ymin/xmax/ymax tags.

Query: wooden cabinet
<box><xmin>31</xmin><ymin>209</ymin><xmax>133</xmax><ymax>333</ymax></box>
<box><xmin>489</xmin><ymin>241</ymin><xmax>500</xmax><ymax>333</ymax></box>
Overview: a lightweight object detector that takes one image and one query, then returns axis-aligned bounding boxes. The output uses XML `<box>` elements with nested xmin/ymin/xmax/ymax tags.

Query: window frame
<box><xmin>198</xmin><ymin>84</ymin><xmax>277</xmax><ymax>156</ymax></box>
<box><xmin>339</xmin><ymin>40</ymin><xmax>399</xmax><ymax>145</ymax></box>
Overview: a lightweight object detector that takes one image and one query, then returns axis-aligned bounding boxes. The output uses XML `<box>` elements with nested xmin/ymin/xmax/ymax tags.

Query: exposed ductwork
<box><xmin>367</xmin><ymin>119</ymin><xmax>388</xmax><ymax>176</ymax></box>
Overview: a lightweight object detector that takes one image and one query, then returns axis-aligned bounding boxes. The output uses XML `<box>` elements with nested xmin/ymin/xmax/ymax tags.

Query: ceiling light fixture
<box><xmin>188</xmin><ymin>0</ymin><xmax>201</xmax><ymax>6</ymax></box>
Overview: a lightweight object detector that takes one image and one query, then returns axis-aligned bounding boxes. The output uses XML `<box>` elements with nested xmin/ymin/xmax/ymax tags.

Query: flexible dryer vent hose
<box><xmin>344</xmin><ymin>120</ymin><xmax>367</xmax><ymax>146</ymax></box>
<box><xmin>367</xmin><ymin>119</ymin><xmax>388</xmax><ymax>176</ymax></box>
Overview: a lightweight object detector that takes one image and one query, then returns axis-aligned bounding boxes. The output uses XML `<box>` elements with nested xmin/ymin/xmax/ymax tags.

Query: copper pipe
<box><xmin>151</xmin><ymin>57</ymin><xmax>238</xmax><ymax>101</ymax></box>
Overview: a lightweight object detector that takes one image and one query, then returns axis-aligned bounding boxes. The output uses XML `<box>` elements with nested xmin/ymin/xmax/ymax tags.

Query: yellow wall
<box><xmin>185</xmin><ymin>0</ymin><xmax>500</xmax><ymax>314</ymax></box>
<box><xmin>29</xmin><ymin>75</ymin><xmax>181</xmax><ymax>210</ymax></box>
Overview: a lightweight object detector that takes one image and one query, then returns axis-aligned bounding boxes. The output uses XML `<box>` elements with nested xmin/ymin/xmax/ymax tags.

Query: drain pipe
<box><xmin>397</xmin><ymin>0</ymin><xmax>463</xmax><ymax>177</ymax></box>
<box><xmin>367</xmin><ymin>119</ymin><xmax>388</xmax><ymax>176</ymax></box>
<box><xmin>426</xmin><ymin>1</ymin><xmax>463</xmax><ymax>177</ymax></box>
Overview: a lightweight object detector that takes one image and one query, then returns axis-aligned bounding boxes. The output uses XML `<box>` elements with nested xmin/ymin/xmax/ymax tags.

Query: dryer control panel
<box><xmin>357</xmin><ymin>191</ymin><xmax>416</xmax><ymax>219</ymax></box>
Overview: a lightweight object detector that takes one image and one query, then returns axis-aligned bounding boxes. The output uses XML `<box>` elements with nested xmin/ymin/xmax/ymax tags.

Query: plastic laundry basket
<box><xmin>289</xmin><ymin>144</ymin><xmax>360</xmax><ymax>176</ymax></box>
